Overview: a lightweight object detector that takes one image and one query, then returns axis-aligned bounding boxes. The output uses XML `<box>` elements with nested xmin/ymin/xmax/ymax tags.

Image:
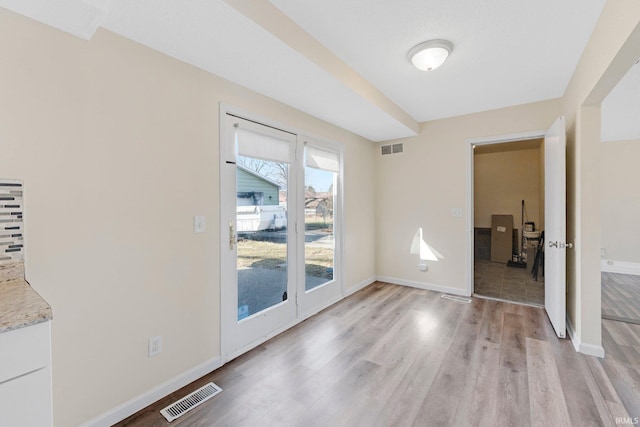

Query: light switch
<box><xmin>194</xmin><ymin>215</ymin><xmax>206</xmax><ymax>233</ymax></box>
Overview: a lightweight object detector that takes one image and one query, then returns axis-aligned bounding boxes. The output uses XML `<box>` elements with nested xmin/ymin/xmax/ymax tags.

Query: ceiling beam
<box><xmin>222</xmin><ymin>0</ymin><xmax>419</xmax><ymax>136</ymax></box>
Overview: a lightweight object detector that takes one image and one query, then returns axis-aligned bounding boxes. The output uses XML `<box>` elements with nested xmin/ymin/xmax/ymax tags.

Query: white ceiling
<box><xmin>269</xmin><ymin>0</ymin><xmax>605</xmax><ymax>123</ymax></box>
<box><xmin>4</xmin><ymin>0</ymin><xmax>627</xmax><ymax>142</ymax></box>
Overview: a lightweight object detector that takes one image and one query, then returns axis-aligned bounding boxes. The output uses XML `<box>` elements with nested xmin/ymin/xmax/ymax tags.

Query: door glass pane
<box><xmin>236</xmin><ymin>155</ymin><xmax>289</xmax><ymax>320</ymax></box>
<box><xmin>304</xmin><ymin>166</ymin><xmax>335</xmax><ymax>291</ymax></box>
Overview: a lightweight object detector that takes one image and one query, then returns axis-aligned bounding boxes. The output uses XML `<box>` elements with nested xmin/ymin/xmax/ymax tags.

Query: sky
<box><xmin>305</xmin><ymin>167</ymin><xmax>334</xmax><ymax>192</ymax></box>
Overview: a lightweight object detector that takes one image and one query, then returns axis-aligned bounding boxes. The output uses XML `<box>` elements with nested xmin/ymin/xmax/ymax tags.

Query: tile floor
<box><xmin>474</xmin><ymin>258</ymin><xmax>544</xmax><ymax>305</ymax></box>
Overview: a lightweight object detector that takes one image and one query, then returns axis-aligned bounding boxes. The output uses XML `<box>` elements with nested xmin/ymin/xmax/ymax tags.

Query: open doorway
<box><xmin>600</xmin><ymin>60</ymin><xmax>640</xmax><ymax>325</ymax></box>
<box><xmin>467</xmin><ymin>119</ymin><xmax>567</xmax><ymax>338</ymax></box>
<box><xmin>472</xmin><ymin>139</ymin><xmax>546</xmax><ymax>306</ymax></box>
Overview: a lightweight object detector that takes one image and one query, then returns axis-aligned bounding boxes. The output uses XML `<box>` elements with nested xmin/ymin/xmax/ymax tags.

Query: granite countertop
<box><xmin>0</xmin><ymin>263</ymin><xmax>52</xmax><ymax>334</ymax></box>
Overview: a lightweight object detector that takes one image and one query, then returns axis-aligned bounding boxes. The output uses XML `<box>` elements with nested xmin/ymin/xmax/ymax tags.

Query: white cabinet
<box><xmin>0</xmin><ymin>321</ymin><xmax>53</xmax><ymax>427</ymax></box>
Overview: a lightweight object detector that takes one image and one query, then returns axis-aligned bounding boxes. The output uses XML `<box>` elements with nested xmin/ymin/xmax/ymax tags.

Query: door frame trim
<box><xmin>465</xmin><ymin>130</ymin><xmax>546</xmax><ymax>297</ymax></box>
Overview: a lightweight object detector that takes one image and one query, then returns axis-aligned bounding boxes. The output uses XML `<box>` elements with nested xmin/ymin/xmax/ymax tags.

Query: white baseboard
<box><xmin>376</xmin><ymin>276</ymin><xmax>470</xmax><ymax>297</ymax></box>
<box><xmin>579</xmin><ymin>341</ymin><xmax>606</xmax><ymax>358</ymax></box>
<box><xmin>566</xmin><ymin>316</ymin><xmax>605</xmax><ymax>358</ymax></box>
<box><xmin>566</xmin><ymin>317</ymin><xmax>581</xmax><ymax>352</ymax></box>
<box><xmin>601</xmin><ymin>259</ymin><xmax>640</xmax><ymax>276</ymax></box>
<box><xmin>79</xmin><ymin>356</ymin><xmax>223</xmax><ymax>427</ymax></box>
<box><xmin>344</xmin><ymin>276</ymin><xmax>376</xmax><ymax>297</ymax></box>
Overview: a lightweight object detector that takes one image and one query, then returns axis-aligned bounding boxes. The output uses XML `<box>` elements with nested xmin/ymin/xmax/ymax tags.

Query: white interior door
<box><xmin>221</xmin><ymin>114</ymin><xmax>298</xmax><ymax>361</ymax></box>
<box><xmin>544</xmin><ymin>116</ymin><xmax>567</xmax><ymax>338</ymax></box>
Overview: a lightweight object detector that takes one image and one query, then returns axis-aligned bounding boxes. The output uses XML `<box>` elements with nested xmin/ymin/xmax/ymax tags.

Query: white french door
<box><xmin>220</xmin><ymin>112</ymin><xmax>342</xmax><ymax>361</ymax></box>
<box><xmin>544</xmin><ymin>116</ymin><xmax>567</xmax><ymax>338</ymax></box>
<box><xmin>220</xmin><ymin>115</ymin><xmax>298</xmax><ymax>360</ymax></box>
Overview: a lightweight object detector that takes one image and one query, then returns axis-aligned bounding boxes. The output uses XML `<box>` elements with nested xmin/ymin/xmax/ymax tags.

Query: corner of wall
<box><xmin>566</xmin><ymin>316</ymin><xmax>605</xmax><ymax>358</ymax></box>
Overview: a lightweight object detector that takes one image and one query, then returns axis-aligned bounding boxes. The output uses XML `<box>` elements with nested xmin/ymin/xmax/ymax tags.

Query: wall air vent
<box><xmin>381</xmin><ymin>143</ymin><xmax>403</xmax><ymax>156</ymax></box>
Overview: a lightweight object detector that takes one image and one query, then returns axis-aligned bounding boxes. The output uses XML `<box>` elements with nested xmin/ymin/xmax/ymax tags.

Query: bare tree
<box><xmin>272</xmin><ymin>162</ymin><xmax>288</xmax><ymax>189</ymax></box>
<box><xmin>237</xmin><ymin>156</ymin><xmax>288</xmax><ymax>189</ymax></box>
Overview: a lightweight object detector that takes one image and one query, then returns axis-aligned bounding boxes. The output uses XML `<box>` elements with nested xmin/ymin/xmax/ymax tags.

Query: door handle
<box><xmin>549</xmin><ymin>241</ymin><xmax>573</xmax><ymax>249</ymax></box>
<box><xmin>229</xmin><ymin>220</ymin><xmax>236</xmax><ymax>250</ymax></box>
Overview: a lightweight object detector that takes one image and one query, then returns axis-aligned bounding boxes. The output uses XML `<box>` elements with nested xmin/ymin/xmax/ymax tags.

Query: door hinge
<box><xmin>229</xmin><ymin>220</ymin><xmax>236</xmax><ymax>250</ymax></box>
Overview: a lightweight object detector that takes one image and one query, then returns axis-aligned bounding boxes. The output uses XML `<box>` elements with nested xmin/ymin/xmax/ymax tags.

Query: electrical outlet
<box><xmin>149</xmin><ymin>336</ymin><xmax>162</xmax><ymax>357</ymax></box>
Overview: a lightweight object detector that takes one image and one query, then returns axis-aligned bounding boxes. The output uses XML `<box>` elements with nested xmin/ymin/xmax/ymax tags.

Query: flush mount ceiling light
<box><xmin>408</xmin><ymin>39</ymin><xmax>453</xmax><ymax>71</ymax></box>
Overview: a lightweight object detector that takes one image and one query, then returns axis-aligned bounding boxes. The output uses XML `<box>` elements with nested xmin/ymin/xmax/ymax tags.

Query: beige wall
<box><xmin>601</xmin><ymin>139</ymin><xmax>640</xmax><ymax>263</ymax></box>
<box><xmin>375</xmin><ymin>99</ymin><xmax>561</xmax><ymax>293</ymax></box>
<box><xmin>561</xmin><ymin>0</ymin><xmax>640</xmax><ymax>351</ymax></box>
<box><xmin>0</xmin><ymin>9</ymin><xmax>376</xmax><ymax>426</ymax></box>
<box><xmin>474</xmin><ymin>148</ymin><xmax>542</xmax><ymax>236</ymax></box>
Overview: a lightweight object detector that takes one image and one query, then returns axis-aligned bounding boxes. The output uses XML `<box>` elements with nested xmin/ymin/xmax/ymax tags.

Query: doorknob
<box><xmin>549</xmin><ymin>241</ymin><xmax>558</xmax><ymax>248</ymax></box>
<box><xmin>229</xmin><ymin>220</ymin><xmax>236</xmax><ymax>250</ymax></box>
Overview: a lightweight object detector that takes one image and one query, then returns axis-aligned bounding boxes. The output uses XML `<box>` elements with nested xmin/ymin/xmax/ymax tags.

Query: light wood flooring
<box><xmin>600</xmin><ymin>319</ymin><xmax>640</xmax><ymax>420</ymax></box>
<box><xmin>474</xmin><ymin>259</ymin><xmax>544</xmax><ymax>306</ymax></box>
<box><xmin>117</xmin><ymin>282</ymin><xmax>637</xmax><ymax>427</ymax></box>
<box><xmin>602</xmin><ymin>272</ymin><xmax>640</xmax><ymax>324</ymax></box>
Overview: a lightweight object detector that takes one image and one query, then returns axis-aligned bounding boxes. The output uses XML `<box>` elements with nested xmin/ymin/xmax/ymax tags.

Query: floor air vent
<box><xmin>160</xmin><ymin>382</ymin><xmax>222</xmax><ymax>422</ymax></box>
<box><xmin>441</xmin><ymin>294</ymin><xmax>472</xmax><ymax>304</ymax></box>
